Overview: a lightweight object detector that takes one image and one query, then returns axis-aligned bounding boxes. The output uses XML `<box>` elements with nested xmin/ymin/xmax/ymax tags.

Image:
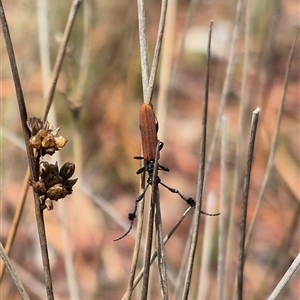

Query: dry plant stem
<box><xmin>267</xmin><ymin>253</ymin><xmax>300</xmax><ymax>300</ymax></box>
<box><xmin>137</xmin><ymin>0</ymin><xmax>150</xmax><ymax>101</ymax></box>
<box><xmin>225</xmin><ymin>0</ymin><xmax>251</xmax><ymax>296</ymax></box>
<box><xmin>0</xmin><ymin>1</ymin><xmax>82</xmax><ymax>285</ymax></box>
<box><xmin>171</xmin><ymin>0</ymin><xmax>199</xmax><ymax>86</ymax></box>
<box><xmin>196</xmin><ymin>193</ymin><xmax>218</xmax><ymax>300</ymax></box>
<box><xmin>0</xmin><ymin>2</ymin><xmax>54</xmax><ymax>299</ymax></box>
<box><xmin>121</xmin><ymin>207</ymin><xmax>191</xmax><ymax>299</ymax></box>
<box><xmin>156</xmin><ymin>0</ymin><xmax>177</xmax><ymax>139</ymax></box>
<box><xmin>245</xmin><ymin>29</ymin><xmax>299</xmax><ymax>253</ymax></box>
<box><xmin>154</xmin><ymin>175</ymin><xmax>169</xmax><ymax>298</ymax></box>
<box><xmin>174</xmin><ymin>227</ymin><xmax>192</xmax><ymax>300</ymax></box>
<box><xmin>141</xmin><ymin>143</ymin><xmax>161</xmax><ymax>299</ymax></box>
<box><xmin>73</xmin><ymin>0</ymin><xmax>91</xmax><ymax>107</ymax></box>
<box><xmin>37</xmin><ymin>0</ymin><xmax>51</xmax><ymax>92</ymax></box>
<box><xmin>146</xmin><ymin>0</ymin><xmax>168</xmax><ymax>104</ymax></box>
<box><xmin>217</xmin><ymin>116</ymin><xmax>229</xmax><ymax>300</ymax></box>
<box><xmin>37</xmin><ymin>2</ymin><xmax>80</xmax><ymax>299</ymax></box>
<box><xmin>204</xmin><ymin>0</ymin><xmax>245</xmax><ymax>188</ymax></box>
<box><xmin>42</xmin><ymin>0</ymin><xmax>82</xmax><ymax>121</ymax></box>
<box><xmin>0</xmin><ymin>169</ymin><xmax>30</xmax><ymax>282</ymax></box>
<box><xmin>181</xmin><ymin>21</ymin><xmax>213</xmax><ymax>300</ymax></box>
<box><xmin>0</xmin><ymin>243</ymin><xmax>30</xmax><ymax>300</ymax></box>
<box><xmin>254</xmin><ymin>199</ymin><xmax>300</xmax><ymax>299</ymax></box>
<box><xmin>125</xmin><ymin>173</ymin><xmax>146</xmax><ymax>300</ymax></box>
<box><xmin>237</xmin><ymin>107</ymin><xmax>260</xmax><ymax>300</ymax></box>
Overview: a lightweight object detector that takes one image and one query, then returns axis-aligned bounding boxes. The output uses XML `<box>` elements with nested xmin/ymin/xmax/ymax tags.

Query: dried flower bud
<box><xmin>42</xmin><ymin>134</ymin><xmax>56</xmax><ymax>148</ymax></box>
<box><xmin>45</xmin><ymin>199</ymin><xmax>53</xmax><ymax>210</ymax></box>
<box><xmin>55</xmin><ymin>136</ymin><xmax>68</xmax><ymax>149</ymax></box>
<box><xmin>59</xmin><ymin>163</ymin><xmax>75</xmax><ymax>181</ymax></box>
<box><xmin>47</xmin><ymin>183</ymin><xmax>66</xmax><ymax>200</ymax></box>
<box><xmin>27</xmin><ymin>117</ymin><xmax>44</xmax><ymax>135</ymax></box>
<box><xmin>29</xmin><ymin>135</ymin><xmax>43</xmax><ymax>149</ymax></box>
<box><xmin>27</xmin><ymin>118</ymin><xmax>67</xmax><ymax>155</ymax></box>
<box><xmin>31</xmin><ymin>180</ymin><xmax>47</xmax><ymax>195</ymax></box>
<box><xmin>64</xmin><ymin>178</ymin><xmax>78</xmax><ymax>194</ymax></box>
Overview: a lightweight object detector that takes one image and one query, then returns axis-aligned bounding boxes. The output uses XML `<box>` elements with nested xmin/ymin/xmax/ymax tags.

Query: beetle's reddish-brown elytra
<box><xmin>114</xmin><ymin>103</ymin><xmax>220</xmax><ymax>241</ymax></box>
<box><xmin>139</xmin><ymin>103</ymin><xmax>159</xmax><ymax>162</ymax></box>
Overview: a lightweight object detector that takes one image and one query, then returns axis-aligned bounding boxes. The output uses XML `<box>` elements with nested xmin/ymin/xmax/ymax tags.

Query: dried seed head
<box><xmin>47</xmin><ymin>183</ymin><xmax>66</xmax><ymax>200</ymax></box>
<box><xmin>59</xmin><ymin>162</ymin><xmax>75</xmax><ymax>180</ymax></box>
<box><xmin>27</xmin><ymin>118</ymin><xmax>68</xmax><ymax>155</ymax></box>
<box><xmin>27</xmin><ymin>117</ymin><xmax>44</xmax><ymax>135</ymax></box>
<box><xmin>31</xmin><ymin>180</ymin><xmax>47</xmax><ymax>195</ymax></box>
<box><xmin>55</xmin><ymin>136</ymin><xmax>68</xmax><ymax>149</ymax></box>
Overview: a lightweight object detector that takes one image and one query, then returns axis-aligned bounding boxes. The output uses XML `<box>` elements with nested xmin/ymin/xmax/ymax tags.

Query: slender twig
<box><xmin>0</xmin><ymin>2</ymin><xmax>54</xmax><ymax>299</ymax></box>
<box><xmin>181</xmin><ymin>21</ymin><xmax>213</xmax><ymax>299</ymax></box>
<box><xmin>170</xmin><ymin>0</ymin><xmax>199</xmax><ymax>88</ymax></box>
<box><xmin>0</xmin><ymin>169</ymin><xmax>30</xmax><ymax>282</ymax></box>
<box><xmin>196</xmin><ymin>193</ymin><xmax>218</xmax><ymax>300</ymax></box>
<box><xmin>137</xmin><ymin>0</ymin><xmax>150</xmax><ymax>101</ymax></box>
<box><xmin>141</xmin><ymin>143</ymin><xmax>161</xmax><ymax>299</ymax></box>
<box><xmin>245</xmin><ymin>28</ymin><xmax>299</xmax><ymax>253</ymax></box>
<box><xmin>204</xmin><ymin>0</ymin><xmax>245</xmax><ymax>190</ymax></box>
<box><xmin>121</xmin><ymin>207</ymin><xmax>192</xmax><ymax>299</ymax></box>
<box><xmin>237</xmin><ymin>107</ymin><xmax>260</xmax><ymax>300</ymax></box>
<box><xmin>125</xmin><ymin>172</ymin><xmax>146</xmax><ymax>300</ymax></box>
<box><xmin>0</xmin><ymin>243</ymin><xmax>30</xmax><ymax>300</ymax></box>
<box><xmin>254</xmin><ymin>201</ymin><xmax>300</xmax><ymax>299</ymax></box>
<box><xmin>37</xmin><ymin>1</ymin><xmax>81</xmax><ymax>300</ymax></box>
<box><xmin>174</xmin><ymin>226</ymin><xmax>192</xmax><ymax>300</ymax></box>
<box><xmin>267</xmin><ymin>253</ymin><xmax>300</xmax><ymax>300</ymax></box>
<box><xmin>154</xmin><ymin>168</ymin><xmax>169</xmax><ymax>299</ymax></box>
<box><xmin>156</xmin><ymin>0</ymin><xmax>177</xmax><ymax>139</ymax></box>
<box><xmin>224</xmin><ymin>0</ymin><xmax>251</xmax><ymax>296</ymax></box>
<box><xmin>146</xmin><ymin>0</ymin><xmax>168</xmax><ymax>104</ymax></box>
<box><xmin>42</xmin><ymin>0</ymin><xmax>82</xmax><ymax>121</ymax></box>
<box><xmin>217</xmin><ymin>116</ymin><xmax>229</xmax><ymax>300</ymax></box>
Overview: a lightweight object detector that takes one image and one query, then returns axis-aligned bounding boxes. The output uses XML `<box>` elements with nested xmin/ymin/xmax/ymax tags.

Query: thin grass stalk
<box><xmin>37</xmin><ymin>2</ymin><xmax>80</xmax><ymax>299</ymax></box>
<box><xmin>0</xmin><ymin>243</ymin><xmax>30</xmax><ymax>300</ymax></box>
<box><xmin>174</xmin><ymin>226</ymin><xmax>192</xmax><ymax>300</ymax></box>
<box><xmin>11</xmin><ymin>260</ymin><xmax>51</xmax><ymax>298</ymax></box>
<box><xmin>121</xmin><ymin>207</ymin><xmax>192</xmax><ymax>299</ymax></box>
<box><xmin>254</xmin><ymin>197</ymin><xmax>300</xmax><ymax>299</ymax></box>
<box><xmin>237</xmin><ymin>107</ymin><xmax>260</xmax><ymax>300</ymax></box>
<box><xmin>181</xmin><ymin>21</ymin><xmax>213</xmax><ymax>300</ymax></box>
<box><xmin>217</xmin><ymin>116</ymin><xmax>229</xmax><ymax>300</ymax></box>
<box><xmin>196</xmin><ymin>193</ymin><xmax>218</xmax><ymax>300</ymax></box>
<box><xmin>154</xmin><ymin>187</ymin><xmax>169</xmax><ymax>299</ymax></box>
<box><xmin>245</xmin><ymin>28</ymin><xmax>299</xmax><ymax>254</ymax></box>
<box><xmin>204</xmin><ymin>0</ymin><xmax>245</xmax><ymax>189</ymax></box>
<box><xmin>146</xmin><ymin>0</ymin><xmax>168</xmax><ymax>104</ymax></box>
<box><xmin>68</xmin><ymin>0</ymin><xmax>92</xmax><ymax>177</ymax></box>
<box><xmin>224</xmin><ymin>0</ymin><xmax>251</xmax><ymax>296</ymax></box>
<box><xmin>0</xmin><ymin>170</ymin><xmax>30</xmax><ymax>282</ymax></box>
<box><xmin>141</xmin><ymin>143</ymin><xmax>161</xmax><ymax>299</ymax></box>
<box><xmin>36</xmin><ymin>0</ymin><xmax>51</xmax><ymax>92</ymax></box>
<box><xmin>42</xmin><ymin>0</ymin><xmax>82</xmax><ymax>121</ymax></box>
<box><xmin>125</xmin><ymin>173</ymin><xmax>146</xmax><ymax>300</ymax></box>
<box><xmin>0</xmin><ymin>2</ymin><xmax>54</xmax><ymax>298</ymax></box>
<box><xmin>137</xmin><ymin>0</ymin><xmax>150</xmax><ymax>101</ymax></box>
<box><xmin>171</xmin><ymin>0</ymin><xmax>200</xmax><ymax>87</ymax></box>
<box><xmin>156</xmin><ymin>0</ymin><xmax>177</xmax><ymax>139</ymax></box>
<box><xmin>60</xmin><ymin>2</ymin><xmax>92</xmax><ymax>298</ymax></box>
<box><xmin>267</xmin><ymin>253</ymin><xmax>300</xmax><ymax>300</ymax></box>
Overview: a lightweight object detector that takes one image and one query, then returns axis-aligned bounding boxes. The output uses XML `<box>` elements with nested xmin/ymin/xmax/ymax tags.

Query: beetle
<box><xmin>114</xmin><ymin>103</ymin><xmax>219</xmax><ymax>241</ymax></box>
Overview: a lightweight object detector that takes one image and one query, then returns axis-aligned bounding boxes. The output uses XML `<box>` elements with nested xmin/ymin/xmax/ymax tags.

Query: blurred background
<box><xmin>0</xmin><ymin>0</ymin><xmax>299</xmax><ymax>299</ymax></box>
